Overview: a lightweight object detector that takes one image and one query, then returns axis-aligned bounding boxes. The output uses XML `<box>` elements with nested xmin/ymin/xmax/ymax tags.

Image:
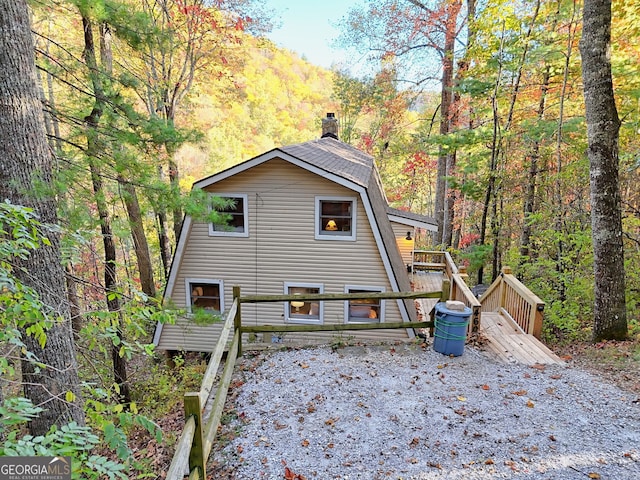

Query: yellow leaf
<box><xmin>457</xmin><ymin>396</ymin><xmax>467</xmax><ymax>402</ymax></box>
<box><xmin>65</xmin><ymin>391</ymin><xmax>76</xmax><ymax>403</ymax></box>
<box><xmin>588</xmin><ymin>473</ymin><xmax>601</xmax><ymax>479</ymax></box>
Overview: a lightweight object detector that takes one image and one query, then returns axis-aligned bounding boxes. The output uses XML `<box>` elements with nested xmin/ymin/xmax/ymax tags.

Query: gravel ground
<box><xmin>211</xmin><ymin>342</ymin><xmax>640</xmax><ymax>479</ymax></box>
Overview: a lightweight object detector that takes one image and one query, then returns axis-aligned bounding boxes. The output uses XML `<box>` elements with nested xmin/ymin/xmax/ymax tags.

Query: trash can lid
<box><xmin>435</xmin><ymin>302</ymin><xmax>472</xmax><ymax>317</ymax></box>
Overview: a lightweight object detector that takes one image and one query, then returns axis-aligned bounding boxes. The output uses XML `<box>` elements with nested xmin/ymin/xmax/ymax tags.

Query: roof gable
<box><xmin>194</xmin><ymin>137</ymin><xmax>374</xmax><ymax>190</ymax></box>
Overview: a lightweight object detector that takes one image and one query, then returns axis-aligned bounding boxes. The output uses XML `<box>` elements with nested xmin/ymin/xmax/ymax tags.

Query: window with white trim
<box><xmin>315</xmin><ymin>196</ymin><xmax>357</xmax><ymax>240</ymax></box>
<box><xmin>209</xmin><ymin>194</ymin><xmax>248</xmax><ymax>237</ymax></box>
<box><xmin>344</xmin><ymin>286</ymin><xmax>385</xmax><ymax>323</ymax></box>
<box><xmin>285</xmin><ymin>283</ymin><xmax>323</xmax><ymax>324</ymax></box>
<box><xmin>186</xmin><ymin>279</ymin><xmax>224</xmax><ymax>314</ymax></box>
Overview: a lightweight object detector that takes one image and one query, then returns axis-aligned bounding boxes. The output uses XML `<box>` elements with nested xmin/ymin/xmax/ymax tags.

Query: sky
<box><xmin>263</xmin><ymin>0</ymin><xmax>367</xmax><ymax>73</ymax></box>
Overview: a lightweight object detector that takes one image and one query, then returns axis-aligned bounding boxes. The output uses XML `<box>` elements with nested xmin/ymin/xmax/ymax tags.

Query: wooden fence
<box><xmin>165</xmin><ymin>286</ymin><xmax>448</xmax><ymax>479</ymax></box>
<box><xmin>480</xmin><ymin>266</ymin><xmax>545</xmax><ymax>338</ymax></box>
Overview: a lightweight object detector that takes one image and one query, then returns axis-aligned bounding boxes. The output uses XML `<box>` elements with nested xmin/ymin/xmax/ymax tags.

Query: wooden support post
<box><xmin>184</xmin><ymin>392</ymin><xmax>205</xmax><ymax>478</ymax></box>
<box><xmin>233</xmin><ymin>285</ymin><xmax>242</xmax><ymax>358</ymax></box>
<box><xmin>440</xmin><ymin>279</ymin><xmax>450</xmax><ymax>302</ymax></box>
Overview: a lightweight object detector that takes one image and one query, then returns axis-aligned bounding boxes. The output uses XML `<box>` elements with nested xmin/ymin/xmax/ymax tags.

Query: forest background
<box><xmin>0</xmin><ymin>0</ymin><xmax>639</xmax><ymax>478</ymax></box>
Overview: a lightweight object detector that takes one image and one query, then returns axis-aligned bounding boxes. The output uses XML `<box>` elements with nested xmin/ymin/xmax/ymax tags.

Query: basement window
<box><xmin>186</xmin><ymin>279</ymin><xmax>224</xmax><ymax>314</ymax></box>
<box><xmin>285</xmin><ymin>283</ymin><xmax>323</xmax><ymax>324</ymax></box>
<box><xmin>344</xmin><ymin>286</ymin><xmax>384</xmax><ymax>323</ymax></box>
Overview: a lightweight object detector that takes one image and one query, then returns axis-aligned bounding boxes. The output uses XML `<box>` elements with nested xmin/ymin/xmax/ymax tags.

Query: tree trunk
<box><xmin>0</xmin><ymin>0</ymin><xmax>84</xmax><ymax>435</ymax></box>
<box><xmin>118</xmin><ymin>176</ymin><xmax>157</xmax><ymax>298</ymax></box>
<box><xmin>579</xmin><ymin>0</ymin><xmax>627</xmax><ymax>341</ymax></box>
<box><xmin>433</xmin><ymin>0</ymin><xmax>461</xmax><ymax>246</ymax></box>
<box><xmin>520</xmin><ymin>67</ymin><xmax>550</xmax><ymax>261</ymax></box>
<box><xmin>81</xmin><ymin>14</ymin><xmax>131</xmax><ymax>403</ymax></box>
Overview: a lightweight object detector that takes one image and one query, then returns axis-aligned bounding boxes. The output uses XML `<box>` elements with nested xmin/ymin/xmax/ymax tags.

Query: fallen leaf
<box><xmin>550</xmin><ymin>374</ymin><xmax>562</xmax><ymax>379</ymax></box>
<box><xmin>457</xmin><ymin>396</ymin><xmax>467</xmax><ymax>402</ymax></box>
<box><xmin>300</xmin><ymin>363</ymin><xmax>309</xmax><ymax>369</ymax></box>
<box><xmin>531</xmin><ymin>363</ymin><xmax>546</xmax><ymax>371</ymax></box>
<box><xmin>482</xmin><ymin>384</ymin><xmax>490</xmax><ymax>390</ymax></box>
<box><xmin>236</xmin><ymin>445</ymin><xmax>243</xmax><ymax>454</ymax></box>
<box><xmin>409</xmin><ymin>437</ymin><xmax>420</xmax><ymax>448</ymax></box>
<box><xmin>485</xmin><ymin>458</ymin><xmax>495</xmax><ymax>465</ymax></box>
<box><xmin>546</xmin><ymin>387</ymin><xmax>555</xmax><ymax>394</ymax></box>
<box><xmin>324</xmin><ymin>417</ymin><xmax>339</xmax><ymax>427</ymax></box>
<box><xmin>512</xmin><ymin>389</ymin><xmax>528</xmax><ymax>396</ymax></box>
<box><xmin>526</xmin><ymin>399</ymin><xmax>535</xmax><ymax>408</ymax></box>
<box><xmin>301</xmin><ymin>439</ymin><xmax>309</xmax><ymax>447</ymax></box>
<box><xmin>588</xmin><ymin>473</ymin><xmax>601</xmax><ymax>479</ymax></box>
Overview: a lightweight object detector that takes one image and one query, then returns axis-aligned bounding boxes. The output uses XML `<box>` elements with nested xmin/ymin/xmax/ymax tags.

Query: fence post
<box><xmin>499</xmin><ymin>266</ymin><xmax>511</xmax><ymax>309</ymax></box>
<box><xmin>184</xmin><ymin>392</ymin><xmax>205</xmax><ymax>478</ymax></box>
<box><xmin>233</xmin><ymin>285</ymin><xmax>242</xmax><ymax>357</ymax></box>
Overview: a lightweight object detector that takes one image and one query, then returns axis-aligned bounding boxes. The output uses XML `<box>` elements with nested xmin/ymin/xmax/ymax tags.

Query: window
<box><xmin>315</xmin><ymin>196</ymin><xmax>357</xmax><ymax>240</ymax></box>
<box><xmin>209</xmin><ymin>194</ymin><xmax>248</xmax><ymax>237</ymax></box>
<box><xmin>186</xmin><ymin>279</ymin><xmax>224</xmax><ymax>314</ymax></box>
<box><xmin>344</xmin><ymin>286</ymin><xmax>385</xmax><ymax>323</ymax></box>
<box><xmin>285</xmin><ymin>283</ymin><xmax>323</xmax><ymax>324</ymax></box>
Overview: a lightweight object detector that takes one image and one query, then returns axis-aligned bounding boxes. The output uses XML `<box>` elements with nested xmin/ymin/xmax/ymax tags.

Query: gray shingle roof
<box><xmin>280</xmin><ymin>137</ymin><xmax>374</xmax><ymax>187</ymax></box>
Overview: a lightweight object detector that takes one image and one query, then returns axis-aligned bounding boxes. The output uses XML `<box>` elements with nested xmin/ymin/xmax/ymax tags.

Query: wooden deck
<box><xmin>410</xmin><ymin>271</ymin><xmax>563</xmax><ymax>366</ymax></box>
<box><xmin>411</xmin><ymin>271</ymin><xmax>443</xmax><ymax>321</ymax></box>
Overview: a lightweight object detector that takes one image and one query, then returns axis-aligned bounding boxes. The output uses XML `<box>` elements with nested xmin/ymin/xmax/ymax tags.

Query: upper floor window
<box><xmin>285</xmin><ymin>283</ymin><xmax>323</xmax><ymax>324</ymax></box>
<box><xmin>209</xmin><ymin>194</ymin><xmax>248</xmax><ymax>237</ymax></box>
<box><xmin>186</xmin><ymin>278</ymin><xmax>224</xmax><ymax>314</ymax></box>
<box><xmin>315</xmin><ymin>196</ymin><xmax>357</xmax><ymax>241</ymax></box>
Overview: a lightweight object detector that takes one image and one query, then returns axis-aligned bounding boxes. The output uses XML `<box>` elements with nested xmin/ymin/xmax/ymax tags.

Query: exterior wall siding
<box><xmin>391</xmin><ymin>222</ymin><xmax>414</xmax><ymax>268</ymax></box>
<box><xmin>157</xmin><ymin>158</ymin><xmax>411</xmax><ymax>351</ymax></box>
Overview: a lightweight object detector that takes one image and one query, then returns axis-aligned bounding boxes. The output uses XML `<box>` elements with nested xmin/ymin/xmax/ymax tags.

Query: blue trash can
<box><xmin>433</xmin><ymin>302</ymin><xmax>472</xmax><ymax>356</ymax></box>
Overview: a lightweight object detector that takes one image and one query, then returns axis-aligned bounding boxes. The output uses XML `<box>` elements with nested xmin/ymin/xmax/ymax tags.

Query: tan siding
<box><xmin>391</xmin><ymin>222</ymin><xmax>414</xmax><ymax>267</ymax></box>
<box><xmin>159</xmin><ymin>158</ymin><xmax>411</xmax><ymax>351</ymax></box>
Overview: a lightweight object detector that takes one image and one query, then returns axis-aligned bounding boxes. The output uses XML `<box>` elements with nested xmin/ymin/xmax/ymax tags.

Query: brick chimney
<box><xmin>321</xmin><ymin>112</ymin><xmax>338</xmax><ymax>139</ymax></box>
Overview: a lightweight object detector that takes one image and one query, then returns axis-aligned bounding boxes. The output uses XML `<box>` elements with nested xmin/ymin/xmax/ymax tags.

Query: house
<box><xmin>153</xmin><ymin>114</ymin><xmax>437</xmax><ymax>352</ymax></box>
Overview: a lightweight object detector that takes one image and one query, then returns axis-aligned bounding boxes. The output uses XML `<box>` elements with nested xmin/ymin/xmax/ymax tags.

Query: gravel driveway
<box><xmin>210</xmin><ymin>342</ymin><xmax>640</xmax><ymax>479</ymax></box>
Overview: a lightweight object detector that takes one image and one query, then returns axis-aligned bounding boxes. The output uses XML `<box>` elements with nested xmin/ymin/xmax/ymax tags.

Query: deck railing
<box><xmin>412</xmin><ymin>250</ymin><xmax>480</xmax><ymax>335</ymax></box>
<box><xmin>412</xmin><ymin>249</ymin><xmax>458</xmax><ymax>278</ymax></box>
<box><xmin>166</xmin><ymin>286</ymin><xmax>448</xmax><ymax>479</ymax></box>
<box><xmin>479</xmin><ymin>266</ymin><xmax>545</xmax><ymax>338</ymax></box>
